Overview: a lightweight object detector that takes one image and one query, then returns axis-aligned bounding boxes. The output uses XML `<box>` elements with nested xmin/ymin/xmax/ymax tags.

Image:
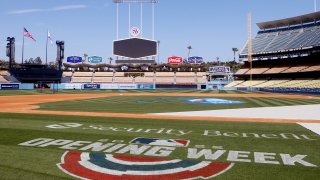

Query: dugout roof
<box><xmin>257</xmin><ymin>11</ymin><xmax>320</xmax><ymax>29</ymax></box>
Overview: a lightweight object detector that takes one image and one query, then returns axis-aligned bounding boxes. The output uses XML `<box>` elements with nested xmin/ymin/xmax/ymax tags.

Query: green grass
<box><xmin>0</xmin><ymin>113</ymin><xmax>319</xmax><ymax>179</ymax></box>
<box><xmin>38</xmin><ymin>96</ymin><xmax>320</xmax><ymax>113</ymax></box>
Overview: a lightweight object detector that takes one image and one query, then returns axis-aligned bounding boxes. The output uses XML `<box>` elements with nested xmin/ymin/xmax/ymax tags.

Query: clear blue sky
<box><xmin>0</xmin><ymin>0</ymin><xmax>318</xmax><ymax>64</ymax></box>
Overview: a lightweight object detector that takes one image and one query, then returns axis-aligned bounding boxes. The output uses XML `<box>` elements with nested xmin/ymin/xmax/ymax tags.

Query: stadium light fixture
<box><xmin>113</xmin><ymin>0</ymin><xmax>158</xmax><ymax>3</ymax></box>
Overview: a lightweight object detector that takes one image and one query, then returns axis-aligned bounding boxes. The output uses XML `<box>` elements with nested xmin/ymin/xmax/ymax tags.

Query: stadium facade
<box><xmin>226</xmin><ymin>12</ymin><xmax>320</xmax><ymax>93</ymax></box>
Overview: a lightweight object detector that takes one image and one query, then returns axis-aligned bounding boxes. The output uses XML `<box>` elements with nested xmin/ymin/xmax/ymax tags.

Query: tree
<box><xmin>34</xmin><ymin>57</ymin><xmax>42</xmax><ymax>65</ymax></box>
<box><xmin>83</xmin><ymin>53</ymin><xmax>88</xmax><ymax>64</ymax></box>
<box><xmin>187</xmin><ymin>46</ymin><xmax>192</xmax><ymax>60</ymax></box>
<box><xmin>232</xmin><ymin>47</ymin><xmax>239</xmax><ymax>62</ymax></box>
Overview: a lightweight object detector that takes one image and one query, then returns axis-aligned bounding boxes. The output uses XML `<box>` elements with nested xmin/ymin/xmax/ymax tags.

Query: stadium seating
<box><xmin>253</xmin><ymin>80</ymin><xmax>289</xmax><ymax>88</ymax></box>
<box><xmin>233</xmin><ymin>80</ymin><xmax>267</xmax><ymax>88</ymax></box>
<box><xmin>62</xmin><ymin>71</ymin><xmax>207</xmax><ymax>85</ymax></box>
<box><xmin>245</xmin><ymin>68</ymin><xmax>270</xmax><ymax>75</ymax></box>
<box><xmin>155</xmin><ymin>76</ymin><xmax>175</xmax><ymax>84</ymax></box>
<box><xmin>0</xmin><ymin>75</ymin><xmax>8</xmax><ymax>83</ymax></box>
<box><xmin>227</xmin><ymin>79</ymin><xmax>320</xmax><ymax>89</ymax></box>
<box><xmin>224</xmin><ymin>80</ymin><xmax>245</xmax><ymax>87</ymax></box>
<box><xmin>241</xmin><ymin>23</ymin><xmax>320</xmax><ymax>55</ymax></box>
<box><xmin>281</xmin><ymin>66</ymin><xmax>309</xmax><ymax>73</ymax></box>
<box><xmin>114</xmin><ymin>77</ymin><xmax>134</xmax><ymax>83</ymax></box>
<box><xmin>71</xmin><ymin>72</ymin><xmax>93</xmax><ymax>83</ymax></box>
<box><xmin>235</xmin><ymin>69</ymin><xmax>249</xmax><ymax>75</ymax></box>
<box><xmin>63</xmin><ymin>72</ymin><xmax>73</xmax><ymax>77</ymax></box>
<box><xmin>73</xmin><ymin>72</ymin><xmax>93</xmax><ymax>77</ymax></box>
<box><xmin>263</xmin><ymin>67</ymin><xmax>289</xmax><ymax>74</ymax></box>
<box><xmin>0</xmin><ymin>71</ymin><xmax>9</xmax><ymax>76</ymax></box>
<box><xmin>135</xmin><ymin>76</ymin><xmax>154</xmax><ymax>84</ymax></box>
<box><xmin>93</xmin><ymin>77</ymin><xmax>113</xmax><ymax>83</ymax></box>
<box><xmin>300</xmin><ymin>65</ymin><xmax>320</xmax><ymax>72</ymax></box>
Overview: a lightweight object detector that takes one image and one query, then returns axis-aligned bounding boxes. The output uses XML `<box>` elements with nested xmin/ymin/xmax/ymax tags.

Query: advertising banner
<box><xmin>168</xmin><ymin>56</ymin><xmax>183</xmax><ymax>65</ymax></box>
<box><xmin>88</xmin><ymin>56</ymin><xmax>103</xmax><ymax>64</ymax></box>
<box><xmin>209</xmin><ymin>66</ymin><xmax>231</xmax><ymax>74</ymax></box>
<box><xmin>0</xmin><ymin>84</ymin><xmax>19</xmax><ymax>90</ymax></box>
<box><xmin>118</xmin><ymin>84</ymin><xmax>137</xmax><ymax>89</ymax></box>
<box><xmin>100</xmin><ymin>84</ymin><xmax>119</xmax><ymax>90</ymax></box>
<box><xmin>137</xmin><ymin>84</ymin><xmax>155</xmax><ymax>89</ymax></box>
<box><xmin>63</xmin><ymin>83</ymin><xmax>82</xmax><ymax>90</ymax></box>
<box><xmin>188</xmin><ymin>56</ymin><xmax>204</xmax><ymax>64</ymax></box>
<box><xmin>83</xmin><ymin>84</ymin><xmax>101</xmax><ymax>89</ymax></box>
<box><xmin>67</xmin><ymin>56</ymin><xmax>82</xmax><ymax>63</ymax></box>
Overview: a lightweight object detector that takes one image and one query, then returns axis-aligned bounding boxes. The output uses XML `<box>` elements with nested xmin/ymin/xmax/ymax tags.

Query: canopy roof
<box><xmin>257</xmin><ymin>11</ymin><xmax>320</xmax><ymax>29</ymax></box>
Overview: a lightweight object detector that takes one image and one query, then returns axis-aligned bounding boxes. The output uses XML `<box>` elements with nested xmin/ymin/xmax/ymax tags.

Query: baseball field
<box><xmin>0</xmin><ymin>90</ymin><xmax>319</xmax><ymax>180</ymax></box>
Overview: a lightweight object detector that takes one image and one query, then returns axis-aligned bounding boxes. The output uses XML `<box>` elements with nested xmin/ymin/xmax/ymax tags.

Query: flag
<box><xmin>23</xmin><ymin>28</ymin><xmax>36</xmax><ymax>42</ymax></box>
<box><xmin>47</xmin><ymin>30</ymin><xmax>53</xmax><ymax>45</ymax></box>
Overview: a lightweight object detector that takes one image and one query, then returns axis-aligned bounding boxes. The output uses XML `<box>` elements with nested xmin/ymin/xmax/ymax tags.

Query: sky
<box><xmin>0</xmin><ymin>0</ymin><xmax>318</xmax><ymax>64</ymax></box>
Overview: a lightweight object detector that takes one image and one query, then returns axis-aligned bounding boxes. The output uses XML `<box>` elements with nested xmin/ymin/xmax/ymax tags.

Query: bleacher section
<box><xmin>281</xmin><ymin>66</ymin><xmax>309</xmax><ymax>73</ymax></box>
<box><xmin>300</xmin><ymin>65</ymin><xmax>320</xmax><ymax>72</ymax></box>
<box><xmin>71</xmin><ymin>72</ymin><xmax>93</xmax><ymax>83</ymax></box>
<box><xmin>0</xmin><ymin>71</ymin><xmax>8</xmax><ymax>82</ymax></box>
<box><xmin>62</xmin><ymin>71</ymin><xmax>207</xmax><ymax>84</ymax></box>
<box><xmin>241</xmin><ymin>23</ymin><xmax>320</xmax><ymax>55</ymax></box>
<box><xmin>236</xmin><ymin>65</ymin><xmax>320</xmax><ymax>75</ymax></box>
<box><xmin>0</xmin><ymin>70</ymin><xmax>20</xmax><ymax>83</ymax></box>
<box><xmin>224</xmin><ymin>81</ymin><xmax>244</xmax><ymax>88</ymax></box>
<box><xmin>234</xmin><ymin>80</ymin><xmax>267</xmax><ymax>88</ymax></box>
<box><xmin>228</xmin><ymin>79</ymin><xmax>320</xmax><ymax>89</ymax></box>
<box><xmin>235</xmin><ymin>69</ymin><xmax>249</xmax><ymax>75</ymax></box>
<box><xmin>245</xmin><ymin>68</ymin><xmax>269</xmax><ymax>75</ymax></box>
<box><xmin>0</xmin><ymin>75</ymin><xmax>8</xmax><ymax>83</ymax></box>
<box><xmin>263</xmin><ymin>67</ymin><xmax>289</xmax><ymax>74</ymax></box>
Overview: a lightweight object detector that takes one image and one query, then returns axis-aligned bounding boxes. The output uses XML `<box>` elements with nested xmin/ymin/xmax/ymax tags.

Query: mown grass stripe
<box><xmin>270</xmin><ymin>98</ymin><xmax>319</xmax><ymax>106</ymax></box>
<box><xmin>243</xmin><ymin>97</ymin><xmax>270</xmax><ymax>107</ymax></box>
<box><xmin>256</xmin><ymin>98</ymin><xmax>287</xmax><ymax>106</ymax></box>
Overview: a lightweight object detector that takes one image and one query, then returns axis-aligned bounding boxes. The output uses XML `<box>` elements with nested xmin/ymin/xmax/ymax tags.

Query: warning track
<box><xmin>0</xmin><ymin>93</ymin><xmax>319</xmax><ymax>123</ymax></box>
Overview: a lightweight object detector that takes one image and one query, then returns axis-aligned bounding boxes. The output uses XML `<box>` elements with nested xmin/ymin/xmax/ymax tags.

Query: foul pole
<box><xmin>248</xmin><ymin>12</ymin><xmax>253</xmax><ymax>90</ymax></box>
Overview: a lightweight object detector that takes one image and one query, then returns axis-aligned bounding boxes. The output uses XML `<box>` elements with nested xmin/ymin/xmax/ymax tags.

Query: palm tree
<box><xmin>232</xmin><ymin>48</ymin><xmax>238</xmax><ymax>62</ymax></box>
<box><xmin>83</xmin><ymin>53</ymin><xmax>88</xmax><ymax>64</ymax></box>
<box><xmin>187</xmin><ymin>46</ymin><xmax>192</xmax><ymax>60</ymax></box>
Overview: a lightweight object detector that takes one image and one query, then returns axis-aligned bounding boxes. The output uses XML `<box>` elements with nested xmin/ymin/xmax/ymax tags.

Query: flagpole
<box><xmin>22</xmin><ymin>28</ymin><xmax>25</xmax><ymax>64</ymax></box>
<box><xmin>46</xmin><ymin>30</ymin><xmax>48</xmax><ymax>65</ymax></box>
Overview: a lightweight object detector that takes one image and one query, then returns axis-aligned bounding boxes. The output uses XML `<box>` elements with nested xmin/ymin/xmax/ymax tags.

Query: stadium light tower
<box><xmin>113</xmin><ymin>0</ymin><xmax>159</xmax><ymax>40</ymax></box>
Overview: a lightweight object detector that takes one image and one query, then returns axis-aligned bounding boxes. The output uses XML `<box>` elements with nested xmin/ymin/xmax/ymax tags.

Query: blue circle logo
<box><xmin>187</xmin><ymin>98</ymin><xmax>243</xmax><ymax>104</ymax></box>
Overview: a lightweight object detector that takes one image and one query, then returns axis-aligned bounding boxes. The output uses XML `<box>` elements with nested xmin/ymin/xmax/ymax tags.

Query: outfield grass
<box><xmin>38</xmin><ymin>96</ymin><xmax>320</xmax><ymax>113</ymax></box>
<box><xmin>0</xmin><ymin>113</ymin><xmax>319</xmax><ymax>179</ymax></box>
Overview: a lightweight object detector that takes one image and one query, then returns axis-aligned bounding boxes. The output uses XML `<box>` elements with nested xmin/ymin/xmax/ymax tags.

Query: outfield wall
<box><xmin>54</xmin><ymin>83</ymin><xmax>155</xmax><ymax>90</ymax></box>
<box><xmin>0</xmin><ymin>83</ymin><xmax>34</xmax><ymax>90</ymax></box>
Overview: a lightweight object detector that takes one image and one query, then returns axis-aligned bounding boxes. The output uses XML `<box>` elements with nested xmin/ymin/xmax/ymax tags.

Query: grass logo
<box><xmin>187</xmin><ymin>98</ymin><xmax>244</xmax><ymax>104</ymax></box>
<box><xmin>46</xmin><ymin>123</ymin><xmax>83</xmax><ymax>129</ymax></box>
<box><xmin>58</xmin><ymin>151</ymin><xmax>234</xmax><ymax>179</ymax></box>
<box><xmin>130</xmin><ymin>137</ymin><xmax>190</xmax><ymax>147</ymax></box>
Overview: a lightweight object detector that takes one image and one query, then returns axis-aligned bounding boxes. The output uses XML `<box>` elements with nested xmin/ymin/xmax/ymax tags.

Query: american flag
<box><xmin>47</xmin><ymin>30</ymin><xmax>53</xmax><ymax>45</ymax></box>
<box><xmin>23</xmin><ymin>28</ymin><xmax>36</xmax><ymax>42</ymax></box>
